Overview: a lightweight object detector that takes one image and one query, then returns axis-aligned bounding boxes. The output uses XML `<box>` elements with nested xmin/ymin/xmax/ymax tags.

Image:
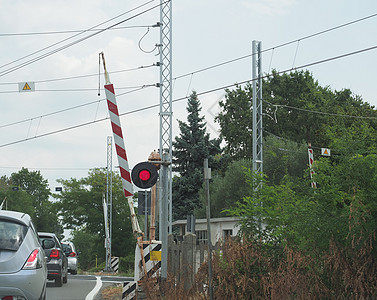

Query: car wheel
<box><xmin>71</xmin><ymin>270</ymin><xmax>77</xmax><ymax>275</ymax></box>
<box><xmin>63</xmin><ymin>272</ymin><xmax>68</xmax><ymax>284</ymax></box>
<box><xmin>55</xmin><ymin>275</ymin><xmax>63</xmax><ymax>287</ymax></box>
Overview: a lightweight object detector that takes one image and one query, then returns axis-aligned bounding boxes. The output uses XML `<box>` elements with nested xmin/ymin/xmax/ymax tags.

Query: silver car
<box><xmin>0</xmin><ymin>210</ymin><xmax>47</xmax><ymax>300</ymax></box>
<box><xmin>62</xmin><ymin>241</ymin><xmax>78</xmax><ymax>275</ymax></box>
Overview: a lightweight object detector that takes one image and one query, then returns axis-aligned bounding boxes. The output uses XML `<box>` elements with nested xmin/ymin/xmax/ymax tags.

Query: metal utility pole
<box><xmin>252</xmin><ymin>40</ymin><xmax>263</xmax><ymax>184</ymax></box>
<box><xmin>159</xmin><ymin>0</ymin><xmax>173</xmax><ymax>282</ymax></box>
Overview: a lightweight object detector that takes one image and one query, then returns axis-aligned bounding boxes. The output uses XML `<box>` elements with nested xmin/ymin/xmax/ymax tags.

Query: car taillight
<box><xmin>23</xmin><ymin>249</ymin><xmax>41</xmax><ymax>269</ymax></box>
<box><xmin>50</xmin><ymin>249</ymin><xmax>60</xmax><ymax>258</ymax></box>
<box><xmin>69</xmin><ymin>252</ymin><xmax>76</xmax><ymax>257</ymax></box>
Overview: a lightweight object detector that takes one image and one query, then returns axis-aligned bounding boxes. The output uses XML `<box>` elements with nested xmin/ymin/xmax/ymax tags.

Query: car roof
<box><xmin>0</xmin><ymin>210</ymin><xmax>31</xmax><ymax>226</ymax></box>
<box><xmin>38</xmin><ymin>232</ymin><xmax>57</xmax><ymax>238</ymax></box>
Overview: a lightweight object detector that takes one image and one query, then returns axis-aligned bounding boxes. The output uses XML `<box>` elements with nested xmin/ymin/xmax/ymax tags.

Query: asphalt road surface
<box><xmin>46</xmin><ymin>275</ymin><xmax>132</xmax><ymax>300</ymax></box>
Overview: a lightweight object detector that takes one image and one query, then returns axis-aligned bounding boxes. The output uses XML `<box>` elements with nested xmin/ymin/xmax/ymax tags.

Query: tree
<box><xmin>172</xmin><ymin>91</ymin><xmax>223</xmax><ymax>220</ymax></box>
<box><xmin>216</xmin><ymin>70</ymin><xmax>377</xmax><ymax>163</ymax></box>
<box><xmin>0</xmin><ymin>168</ymin><xmax>62</xmax><ymax>234</ymax></box>
<box><xmin>195</xmin><ymin>159</ymin><xmax>252</xmax><ymax>219</ymax></box>
<box><xmin>54</xmin><ymin>168</ymin><xmax>135</xmax><ymax>264</ymax></box>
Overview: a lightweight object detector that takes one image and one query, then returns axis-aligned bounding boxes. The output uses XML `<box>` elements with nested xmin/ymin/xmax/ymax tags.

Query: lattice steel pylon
<box><xmin>105</xmin><ymin>136</ymin><xmax>113</xmax><ymax>272</ymax></box>
<box><xmin>252</xmin><ymin>41</ymin><xmax>263</xmax><ymax>183</ymax></box>
<box><xmin>159</xmin><ymin>0</ymin><xmax>173</xmax><ymax>281</ymax></box>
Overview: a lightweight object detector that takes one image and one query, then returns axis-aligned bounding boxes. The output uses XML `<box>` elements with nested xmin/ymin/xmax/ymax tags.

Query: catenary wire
<box><xmin>0</xmin><ymin>12</ymin><xmax>372</xmax><ymax>88</ymax></box>
<box><xmin>0</xmin><ymin>0</ymin><xmax>157</xmax><ymax>70</ymax></box>
<box><xmin>0</xmin><ymin>63</ymin><xmax>159</xmax><ymax>86</ymax></box>
<box><xmin>0</xmin><ymin>85</ymin><xmax>156</xmax><ymax>130</ymax></box>
<box><xmin>0</xmin><ymin>14</ymin><xmax>376</xmax><ymax>147</ymax></box>
<box><xmin>1</xmin><ymin>42</ymin><xmax>377</xmax><ymax>149</ymax></box>
<box><xmin>0</xmin><ymin>25</ymin><xmax>153</xmax><ymax>37</ymax></box>
<box><xmin>173</xmin><ymin>12</ymin><xmax>377</xmax><ymax>82</ymax></box>
<box><xmin>0</xmin><ymin>1</ymin><xmax>168</xmax><ymax>78</ymax></box>
<box><xmin>0</xmin><ymin>41</ymin><xmax>376</xmax><ymax>134</ymax></box>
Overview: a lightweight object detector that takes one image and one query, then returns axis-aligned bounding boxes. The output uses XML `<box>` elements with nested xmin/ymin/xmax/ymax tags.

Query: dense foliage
<box><xmin>0</xmin><ymin>168</ymin><xmax>62</xmax><ymax>236</ymax></box>
<box><xmin>54</xmin><ymin>168</ymin><xmax>135</xmax><ymax>270</ymax></box>
<box><xmin>156</xmin><ymin>70</ymin><xmax>377</xmax><ymax>299</ymax></box>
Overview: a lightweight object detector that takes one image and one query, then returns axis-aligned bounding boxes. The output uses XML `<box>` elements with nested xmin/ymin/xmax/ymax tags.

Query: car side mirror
<box><xmin>42</xmin><ymin>239</ymin><xmax>55</xmax><ymax>249</ymax></box>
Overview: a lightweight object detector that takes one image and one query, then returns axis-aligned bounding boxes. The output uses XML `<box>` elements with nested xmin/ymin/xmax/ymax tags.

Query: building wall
<box><xmin>173</xmin><ymin>217</ymin><xmax>241</xmax><ymax>245</ymax></box>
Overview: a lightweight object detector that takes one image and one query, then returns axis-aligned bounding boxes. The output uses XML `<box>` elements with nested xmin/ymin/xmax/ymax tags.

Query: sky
<box><xmin>0</xmin><ymin>0</ymin><xmax>377</xmax><ymax>195</ymax></box>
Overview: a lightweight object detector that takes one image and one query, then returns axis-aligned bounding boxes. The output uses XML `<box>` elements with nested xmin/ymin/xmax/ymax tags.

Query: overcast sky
<box><xmin>0</xmin><ymin>0</ymin><xmax>377</xmax><ymax>193</ymax></box>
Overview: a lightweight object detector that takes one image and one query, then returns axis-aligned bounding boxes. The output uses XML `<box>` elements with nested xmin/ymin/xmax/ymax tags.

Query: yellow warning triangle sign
<box><xmin>18</xmin><ymin>81</ymin><xmax>35</xmax><ymax>92</ymax></box>
<box><xmin>321</xmin><ymin>148</ymin><xmax>331</xmax><ymax>156</ymax></box>
<box><xmin>23</xmin><ymin>83</ymin><xmax>31</xmax><ymax>90</ymax></box>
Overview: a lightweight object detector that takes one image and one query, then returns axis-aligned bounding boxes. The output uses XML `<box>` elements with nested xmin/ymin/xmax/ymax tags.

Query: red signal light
<box><xmin>131</xmin><ymin>162</ymin><xmax>158</xmax><ymax>189</ymax></box>
<box><xmin>139</xmin><ymin>170</ymin><xmax>151</xmax><ymax>181</ymax></box>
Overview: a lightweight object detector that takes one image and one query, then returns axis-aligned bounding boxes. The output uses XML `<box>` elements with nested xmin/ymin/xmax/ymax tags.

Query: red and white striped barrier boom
<box><xmin>308</xmin><ymin>147</ymin><xmax>317</xmax><ymax>188</ymax></box>
<box><xmin>101</xmin><ymin>53</ymin><xmax>142</xmax><ymax>236</ymax></box>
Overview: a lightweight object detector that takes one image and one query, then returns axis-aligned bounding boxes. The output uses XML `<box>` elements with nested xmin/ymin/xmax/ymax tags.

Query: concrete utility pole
<box><xmin>252</xmin><ymin>40</ymin><xmax>263</xmax><ymax>185</ymax></box>
<box><xmin>159</xmin><ymin>0</ymin><xmax>173</xmax><ymax>281</ymax></box>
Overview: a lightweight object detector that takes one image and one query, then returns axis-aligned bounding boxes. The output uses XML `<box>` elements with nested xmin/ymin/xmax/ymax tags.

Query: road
<box><xmin>46</xmin><ymin>274</ymin><xmax>133</xmax><ymax>300</ymax></box>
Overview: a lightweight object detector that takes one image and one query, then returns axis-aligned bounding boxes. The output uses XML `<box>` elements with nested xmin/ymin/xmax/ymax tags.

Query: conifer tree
<box><xmin>172</xmin><ymin>91</ymin><xmax>222</xmax><ymax>220</ymax></box>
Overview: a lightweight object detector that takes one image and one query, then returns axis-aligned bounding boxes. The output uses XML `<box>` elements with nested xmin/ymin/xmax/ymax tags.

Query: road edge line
<box><xmin>85</xmin><ymin>276</ymin><xmax>102</xmax><ymax>300</ymax></box>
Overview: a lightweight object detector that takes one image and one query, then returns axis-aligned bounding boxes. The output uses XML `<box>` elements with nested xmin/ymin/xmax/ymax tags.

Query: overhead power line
<box><xmin>0</xmin><ymin>25</ymin><xmax>152</xmax><ymax>37</ymax></box>
<box><xmin>0</xmin><ymin>12</ymin><xmax>376</xmax><ymax>148</ymax></box>
<box><xmin>0</xmin><ymin>12</ymin><xmax>373</xmax><ymax>87</ymax></box>
<box><xmin>1</xmin><ymin>41</ymin><xmax>377</xmax><ymax>149</ymax></box>
<box><xmin>173</xmin><ymin>12</ymin><xmax>377</xmax><ymax>82</ymax></box>
<box><xmin>1</xmin><ymin>42</ymin><xmax>376</xmax><ymax>137</ymax></box>
<box><xmin>0</xmin><ymin>0</ymin><xmax>168</xmax><ymax>78</ymax></box>
<box><xmin>0</xmin><ymin>63</ymin><xmax>159</xmax><ymax>86</ymax></box>
<box><xmin>0</xmin><ymin>85</ymin><xmax>155</xmax><ymax>130</ymax></box>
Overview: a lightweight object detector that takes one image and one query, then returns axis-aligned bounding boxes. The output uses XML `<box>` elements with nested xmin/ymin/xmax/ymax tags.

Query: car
<box><xmin>62</xmin><ymin>241</ymin><xmax>78</xmax><ymax>275</ymax></box>
<box><xmin>38</xmin><ymin>232</ymin><xmax>68</xmax><ymax>287</ymax></box>
<box><xmin>0</xmin><ymin>210</ymin><xmax>47</xmax><ymax>300</ymax></box>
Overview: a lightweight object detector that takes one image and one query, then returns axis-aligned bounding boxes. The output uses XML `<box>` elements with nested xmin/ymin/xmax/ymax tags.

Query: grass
<box><xmin>101</xmin><ymin>285</ymin><xmax>122</xmax><ymax>300</ymax></box>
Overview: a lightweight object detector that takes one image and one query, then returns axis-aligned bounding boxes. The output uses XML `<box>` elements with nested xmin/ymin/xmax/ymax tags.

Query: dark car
<box><xmin>38</xmin><ymin>232</ymin><xmax>68</xmax><ymax>287</ymax></box>
<box><xmin>0</xmin><ymin>210</ymin><xmax>47</xmax><ymax>300</ymax></box>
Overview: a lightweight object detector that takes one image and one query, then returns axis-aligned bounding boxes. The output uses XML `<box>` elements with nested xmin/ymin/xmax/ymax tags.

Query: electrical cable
<box><xmin>0</xmin><ymin>17</ymin><xmax>376</xmax><ymax>148</ymax></box>
<box><xmin>0</xmin><ymin>0</ymin><xmax>157</xmax><ymax>71</ymax></box>
<box><xmin>0</xmin><ymin>63</ymin><xmax>158</xmax><ymax>86</ymax></box>
<box><xmin>172</xmin><ymin>12</ymin><xmax>377</xmax><ymax>82</ymax></box>
<box><xmin>263</xmin><ymin>99</ymin><xmax>377</xmax><ymax>120</ymax></box>
<box><xmin>0</xmin><ymin>85</ymin><xmax>157</xmax><ymax>94</ymax></box>
<box><xmin>1</xmin><ymin>42</ymin><xmax>377</xmax><ymax>147</ymax></box>
<box><xmin>0</xmin><ymin>25</ymin><xmax>152</xmax><ymax>37</ymax></box>
<box><xmin>0</xmin><ymin>85</ymin><xmax>156</xmax><ymax>130</ymax></box>
<box><xmin>0</xmin><ymin>0</ymin><xmax>168</xmax><ymax>78</ymax></box>
<box><xmin>0</xmin><ymin>12</ymin><xmax>372</xmax><ymax>87</ymax></box>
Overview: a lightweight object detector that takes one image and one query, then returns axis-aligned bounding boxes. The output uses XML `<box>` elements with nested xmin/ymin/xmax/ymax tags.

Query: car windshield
<box><xmin>62</xmin><ymin>243</ymin><xmax>70</xmax><ymax>252</ymax></box>
<box><xmin>0</xmin><ymin>219</ymin><xmax>28</xmax><ymax>251</ymax></box>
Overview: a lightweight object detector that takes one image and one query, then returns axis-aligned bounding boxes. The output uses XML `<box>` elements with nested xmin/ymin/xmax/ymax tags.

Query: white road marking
<box><xmin>85</xmin><ymin>276</ymin><xmax>102</xmax><ymax>300</ymax></box>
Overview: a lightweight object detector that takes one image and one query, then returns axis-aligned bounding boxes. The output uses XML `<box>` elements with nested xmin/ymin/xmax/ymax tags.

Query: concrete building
<box><xmin>172</xmin><ymin>216</ymin><xmax>241</xmax><ymax>245</ymax></box>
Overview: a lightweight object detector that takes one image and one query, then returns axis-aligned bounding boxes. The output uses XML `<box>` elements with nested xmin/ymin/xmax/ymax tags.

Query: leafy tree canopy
<box><xmin>0</xmin><ymin>168</ymin><xmax>61</xmax><ymax>235</ymax></box>
<box><xmin>54</xmin><ymin>168</ymin><xmax>135</xmax><ymax>260</ymax></box>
